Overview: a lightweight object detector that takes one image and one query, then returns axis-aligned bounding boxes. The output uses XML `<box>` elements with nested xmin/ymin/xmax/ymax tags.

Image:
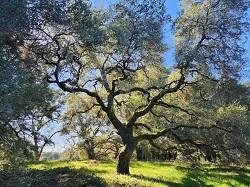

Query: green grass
<box><xmin>3</xmin><ymin>160</ymin><xmax>250</xmax><ymax>186</ymax></box>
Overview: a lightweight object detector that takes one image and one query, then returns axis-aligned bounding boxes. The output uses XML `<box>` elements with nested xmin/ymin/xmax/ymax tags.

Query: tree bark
<box><xmin>117</xmin><ymin>143</ymin><xmax>135</xmax><ymax>175</ymax></box>
<box><xmin>136</xmin><ymin>146</ymin><xmax>144</xmax><ymax>161</ymax></box>
<box><xmin>33</xmin><ymin>149</ymin><xmax>40</xmax><ymax>161</ymax></box>
<box><xmin>33</xmin><ymin>129</ymin><xmax>40</xmax><ymax>161</ymax></box>
<box><xmin>114</xmin><ymin>151</ymin><xmax>119</xmax><ymax>159</ymax></box>
<box><xmin>87</xmin><ymin>149</ymin><xmax>95</xmax><ymax>160</ymax></box>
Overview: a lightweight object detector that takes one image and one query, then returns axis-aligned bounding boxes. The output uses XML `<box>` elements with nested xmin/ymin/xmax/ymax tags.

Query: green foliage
<box><xmin>0</xmin><ymin>20</ymin><xmax>59</xmax><ymax>169</ymax></box>
<box><xmin>137</xmin><ymin>75</ymin><xmax>250</xmax><ymax>164</ymax></box>
<box><xmin>0</xmin><ymin>52</ymin><xmax>59</xmax><ymax>160</ymax></box>
<box><xmin>217</xmin><ymin>104</ymin><xmax>247</xmax><ymax>121</ymax></box>
<box><xmin>0</xmin><ymin>126</ymin><xmax>33</xmax><ymax>173</ymax></box>
<box><xmin>175</xmin><ymin>0</ymin><xmax>249</xmax><ymax>78</ymax></box>
<box><xmin>0</xmin><ymin>0</ymin><xmax>29</xmax><ymax>35</ymax></box>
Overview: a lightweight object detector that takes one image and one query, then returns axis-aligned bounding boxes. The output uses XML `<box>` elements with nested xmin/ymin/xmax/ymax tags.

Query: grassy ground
<box><xmin>2</xmin><ymin>160</ymin><xmax>250</xmax><ymax>187</ymax></box>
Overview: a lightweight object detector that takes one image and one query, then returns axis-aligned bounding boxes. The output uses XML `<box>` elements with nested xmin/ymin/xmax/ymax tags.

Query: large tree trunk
<box><xmin>117</xmin><ymin>143</ymin><xmax>135</xmax><ymax>175</ymax></box>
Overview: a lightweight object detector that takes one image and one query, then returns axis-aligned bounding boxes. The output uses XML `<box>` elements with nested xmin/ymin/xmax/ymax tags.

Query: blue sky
<box><xmin>164</xmin><ymin>0</ymin><xmax>180</xmax><ymax>67</ymax></box>
<box><xmin>45</xmin><ymin>0</ymin><xmax>250</xmax><ymax>153</ymax></box>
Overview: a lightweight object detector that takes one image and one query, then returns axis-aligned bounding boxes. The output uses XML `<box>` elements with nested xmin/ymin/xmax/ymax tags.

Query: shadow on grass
<box><xmin>131</xmin><ymin>165</ymin><xmax>250</xmax><ymax>187</ymax></box>
<box><xmin>2</xmin><ymin>167</ymin><xmax>107</xmax><ymax>187</ymax></box>
<box><xmin>131</xmin><ymin>174</ymin><xmax>183</xmax><ymax>187</ymax></box>
<box><xmin>176</xmin><ymin>165</ymin><xmax>250</xmax><ymax>187</ymax></box>
<box><xmin>130</xmin><ymin>161</ymin><xmax>174</xmax><ymax>168</ymax></box>
<box><xmin>131</xmin><ymin>173</ymin><xmax>206</xmax><ymax>187</ymax></box>
<box><xmin>26</xmin><ymin>160</ymin><xmax>72</xmax><ymax>169</ymax></box>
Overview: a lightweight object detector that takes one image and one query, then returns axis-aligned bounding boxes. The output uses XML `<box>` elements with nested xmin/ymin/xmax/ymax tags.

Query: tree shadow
<box><xmin>130</xmin><ymin>161</ymin><xmax>174</xmax><ymax>168</ymax></box>
<box><xmin>176</xmin><ymin>165</ymin><xmax>250</xmax><ymax>187</ymax></box>
<box><xmin>131</xmin><ymin>174</ymin><xmax>183</xmax><ymax>187</ymax></box>
<box><xmin>26</xmin><ymin>160</ymin><xmax>72</xmax><ymax>169</ymax></box>
<box><xmin>204</xmin><ymin>167</ymin><xmax>250</xmax><ymax>186</ymax></box>
<box><xmin>131</xmin><ymin>165</ymin><xmax>250</xmax><ymax>187</ymax></box>
<box><xmin>2</xmin><ymin>167</ymin><xmax>107</xmax><ymax>187</ymax></box>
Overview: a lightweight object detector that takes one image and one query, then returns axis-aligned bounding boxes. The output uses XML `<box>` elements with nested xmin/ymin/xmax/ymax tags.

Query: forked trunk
<box><xmin>117</xmin><ymin>144</ymin><xmax>135</xmax><ymax>175</ymax></box>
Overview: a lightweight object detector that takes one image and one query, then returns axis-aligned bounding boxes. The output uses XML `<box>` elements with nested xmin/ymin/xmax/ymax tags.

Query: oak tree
<box><xmin>24</xmin><ymin>0</ymin><xmax>249</xmax><ymax>174</ymax></box>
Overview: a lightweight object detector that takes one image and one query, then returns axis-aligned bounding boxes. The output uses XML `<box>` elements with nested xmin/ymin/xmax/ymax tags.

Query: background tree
<box><xmin>0</xmin><ymin>50</ymin><xmax>61</xmax><ymax>161</ymax></box>
<box><xmin>63</xmin><ymin>95</ymin><xmax>124</xmax><ymax>160</ymax></box>
<box><xmin>63</xmin><ymin>113</ymin><xmax>115</xmax><ymax>160</ymax></box>
<box><xmin>41</xmin><ymin>152</ymin><xmax>62</xmax><ymax>160</ymax></box>
<box><xmin>18</xmin><ymin>103</ymin><xmax>61</xmax><ymax>161</ymax></box>
<box><xmin>0</xmin><ymin>0</ymin><xmax>62</xmax><ymax>167</ymax></box>
<box><xmin>0</xmin><ymin>0</ymin><xmax>33</xmax><ymax>171</ymax></box>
